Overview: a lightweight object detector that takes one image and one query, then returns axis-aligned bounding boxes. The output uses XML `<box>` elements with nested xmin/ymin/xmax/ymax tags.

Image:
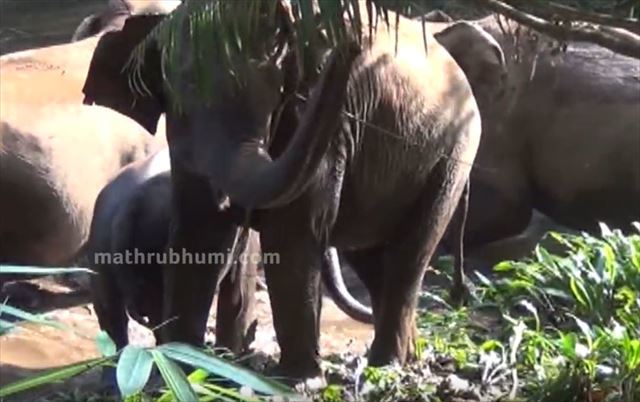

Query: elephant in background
<box><xmin>0</xmin><ymin>0</ymin><xmax>180</xmax><ymax>289</ymax></box>
<box><xmin>81</xmin><ymin>3</ymin><xmax>500</xmax><ymax>380</ymax></box>
<box><xmin>420</xmin><ymin>13</ymin><xmax>640</xmax><ymax>294</ymax></box>
<box><xmin>0</xmin><ymin>42</ymin><xmax>165</xmax><ymax>282</ymax></box>
<box><xmin>83</xmin><ymin>147</ymin><xmax>258</xmax><ymax>354</ymax></box>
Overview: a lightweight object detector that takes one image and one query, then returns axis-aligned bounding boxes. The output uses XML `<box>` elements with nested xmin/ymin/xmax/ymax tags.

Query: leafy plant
<box><xmin>0</xmin><ymin>265</ymin><xmax>297</xmax><ymax>402</ymax></box>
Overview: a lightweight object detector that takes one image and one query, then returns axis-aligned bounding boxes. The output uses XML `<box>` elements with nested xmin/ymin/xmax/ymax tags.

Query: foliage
<box><xmin>0</xmin><ymin>266</ymin><xmax>296</xmax><ymax>402</ymax></box>
<box><xmin>315</xmin><ymin>224</ymin><xmax>640</xmax><ymax>401</ymax></box>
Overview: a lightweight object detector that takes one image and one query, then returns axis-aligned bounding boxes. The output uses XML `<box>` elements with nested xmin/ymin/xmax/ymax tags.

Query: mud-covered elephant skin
<box><xmin>81</xmin><ymin>5</ymin><xmax>486</xmax><ymax>380</ymax></box>
<box><xmin>0</xmin><ymin>11</ymin><xmax>168</xmax><ymax>286</ymax></box>
<box><xmin>84</xmin><ymin>147</ymin><xmax>257</xmax><ymax>354</ymax></box>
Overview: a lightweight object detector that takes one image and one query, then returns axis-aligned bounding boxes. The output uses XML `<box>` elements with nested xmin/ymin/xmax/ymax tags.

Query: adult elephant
<box><xmin>0</xmin><ymin>1</ymin><xmax>174</xmax><ymax>281</ymax></box>
<box><xmin>82</xmin><ymin>4</ymin><xmax>502</xmax><ymax>380</ymax></box>
<box><xmin>422</xmin><ymin>14</ymin><xmax>640</xmax><ymax>299</ymax></box>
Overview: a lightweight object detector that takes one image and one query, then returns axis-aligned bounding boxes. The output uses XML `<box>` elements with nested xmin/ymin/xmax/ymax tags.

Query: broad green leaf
<box><xmin>96</xmin><ymin>330</ymin><xmax>117</xmax><ymax>357</ymax></box>
<box><xmin>151</xmin><ymin>349</ymin><xmax>198</xmax><ymax>402</ymax></box>
<box><xmin>158</xmin><ymin>343</ymin><xmax>295</xmax><ymax>396</ymax></box>
<box><xmin>0</xmin><ymin>357</ymin><xmax>110</xmax><ymax>398</ymax></box>
<box><xmin>117</xmin><ymin>346</ymin><xmax>154</xmax><ymax>397</ymax></box>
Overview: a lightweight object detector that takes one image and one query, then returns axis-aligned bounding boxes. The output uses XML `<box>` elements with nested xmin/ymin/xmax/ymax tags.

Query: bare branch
<box><xmin>468</xmin><ymin>0</ymin><xmax>640</xmax><ymax>59</ymax></box>
<box><xmin>546</xmin><ymin>2</ymin><xmax>640</xmax><ymax>35</ymax></box>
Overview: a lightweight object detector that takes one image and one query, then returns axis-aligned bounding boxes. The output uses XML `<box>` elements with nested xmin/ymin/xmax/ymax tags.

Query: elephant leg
<box><xmin>260</xmin><ymin>213</ymin><xmax>323</xmax><ymax>380</ymax></box>
<box><xmin>90</xmin><ymin>266</ymin><xmax>128</xmax><ymax>389</ymax></box>
<box><xmin>160</xmin><ymin>168</ymin><xmax>238</xmax><ymax>346</ymax></box>
<box><xmin>462</xmin><ymin>172</ymin><xmax>533</xmax><ymax>251</ymax></box>
<box><xmin>340</xmin><ymin>247</ymin><xmax>385</xmax><ymax>317</ymax></box>
<box><xmin>215</xmin><ymin>232</ymin><xmax>257</xmax><ymax>354</ymax></box>
<box><xmin>369</xmin><ymin>158</ymin><xmax>470</xmax><ymax>366</ymax></box>
<box><xmin>90</xmin><ymin>267</ymin><xmax>128</xmax><ymax>349</ymax></box>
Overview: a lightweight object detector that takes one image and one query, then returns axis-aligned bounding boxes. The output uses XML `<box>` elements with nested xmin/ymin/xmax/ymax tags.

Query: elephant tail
<box><xmin>450</xmin><ymin>178</ymin><xmax>470</xmax><ymax>304</ymax></box>
<box><xmin>321</xmin><ymin>247</ymin><xmax>374</xmax><ymax>324</ymax></box>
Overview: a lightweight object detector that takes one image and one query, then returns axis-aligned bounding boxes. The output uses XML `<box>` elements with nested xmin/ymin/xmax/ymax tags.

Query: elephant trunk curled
<box><xmin>214</xmin><ymin>43</ymin><xmax>361</xmax><ymax>209</ymax></box>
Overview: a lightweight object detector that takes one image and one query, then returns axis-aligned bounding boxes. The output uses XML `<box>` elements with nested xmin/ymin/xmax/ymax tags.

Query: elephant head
<box><xmin>434</xmin><ymin>21</ymin><xmax>507</xmax><ymax>112</ymax></box>
<box><xmin>83</xmin><ymin>4</ymin><xmax>361</xmax><ymax>210</ymax></box>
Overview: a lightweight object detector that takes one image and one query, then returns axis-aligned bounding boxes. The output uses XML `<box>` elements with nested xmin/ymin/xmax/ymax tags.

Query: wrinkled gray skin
<box><xmin>337</xmin><ymin>13</ymin><xmax>640</xmax><ymax>319</ymax></box>
<box><xmin>84</xmin><ymin>147</ymin><xmax>257</xmax><ymax>353</ymax></box>
<box><xmin>82</xmin><ymin>5</ymin><xmax>491</xmax><ymax>380</ymax></box>
<box><xmin>0</xmin><ymin>3</ymin><xmax>168</xmax><ymax>287</ymax></box>
<box><xmin>427</xmin><ymin>14</ymin><xmax>640</xmax><ymax>300</ymax></box>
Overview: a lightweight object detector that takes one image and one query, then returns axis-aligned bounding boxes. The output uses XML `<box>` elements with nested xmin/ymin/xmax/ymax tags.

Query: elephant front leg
<box><xmin>260</xmin><ymin>217</ymin><xmax>324</xmax><ymax>381</ymax></box>
<box><xmin>215</xmin><ymin>230</ymin><xmax>257</xmax><ymax>354</ymax></box>
<box><xmin>159</xmin><ymin>168</ymin><xmax>238</xmax><ymax>347</ymax></box>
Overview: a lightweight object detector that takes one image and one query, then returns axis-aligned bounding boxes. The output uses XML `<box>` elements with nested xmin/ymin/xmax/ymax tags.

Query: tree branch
<box><xmin>547</xmin><ymin>2</ymin><xmax>640</xmax><ymax>35</ymax></box>
<box><xmin>468</xmin><ymin>0</ymin><xmax>640</xmax><ymax>59</ymax></box>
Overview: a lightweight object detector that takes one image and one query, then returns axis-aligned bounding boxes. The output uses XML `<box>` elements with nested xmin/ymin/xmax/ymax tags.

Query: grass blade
<box><xmin>0</xmin><ymin>357</ymin><xmax>111</xmax><ymax>398</ymax></box>
<box><xmin>0</xmin><ymin>265</ymin><xmax>93</xmax><ymax>275</ymax></box>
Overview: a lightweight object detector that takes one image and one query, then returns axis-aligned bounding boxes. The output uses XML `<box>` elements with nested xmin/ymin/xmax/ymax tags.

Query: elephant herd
<box><xmin>1</xmin><ymin>0</ymin><xmax>638</xmax><ymax>386</ymax></box>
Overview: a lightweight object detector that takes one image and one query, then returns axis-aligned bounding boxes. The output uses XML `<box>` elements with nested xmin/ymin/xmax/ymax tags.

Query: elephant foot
<box><xmin>272</xmin><ymin>356</ymin><xmax>324</xmax><ymax>386</ymax></box>
<box><xmin>368</xmin><ymin>323</ymin><xmax>418</xmax><ymax>367</ymax></box>
<box><xmin>449</xmin><ymin>281</ymin><xmax>472</xmax><ymax>307</ymax></box>
<box><xmin>269</xmin><ymin>363</ymin><xmax>326</xmax><ymax>391</ymax></box>
<box><xmin>449</xmin><ymin>280</ymin><xmax>474</xmax><ymax>307</ymax></box>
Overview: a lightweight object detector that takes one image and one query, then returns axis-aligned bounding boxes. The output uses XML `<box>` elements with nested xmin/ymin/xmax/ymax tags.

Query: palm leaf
<box><xmin>126</xmin><ymin>0</ymin><xmax>424</xmax><ymax>110</ymax></box>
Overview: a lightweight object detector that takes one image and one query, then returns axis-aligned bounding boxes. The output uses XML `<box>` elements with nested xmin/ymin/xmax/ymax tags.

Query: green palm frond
<box><xmin>126</xmin><ymin>0</ymin><xmax>427</xmax><ymax>110</ymax></box>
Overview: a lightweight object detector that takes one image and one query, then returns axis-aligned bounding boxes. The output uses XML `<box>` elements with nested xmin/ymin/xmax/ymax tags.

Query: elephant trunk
<box><xmin>219</xmin><ymin>43</ymin><xmax>361</xmax><ymax>209</ymax></box>
<box><xmin>321</xmin><ymin>248</ymin><xmax>374</xmax><ymax>324</ymax></box>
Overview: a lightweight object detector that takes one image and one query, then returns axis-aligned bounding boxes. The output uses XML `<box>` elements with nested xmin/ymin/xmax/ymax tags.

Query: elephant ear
<box><xmin>82</xmin><ymin>15</ymin><xmax>165</xmax><ymax>134</ymax></box>
<box><xmin>434</xmin><ymin>22</ymin><xmax>506</xmax><ymax>103</ymax></box>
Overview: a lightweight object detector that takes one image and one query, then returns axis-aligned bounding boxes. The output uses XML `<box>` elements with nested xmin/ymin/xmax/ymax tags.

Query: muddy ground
<box><xmin>0</xmin><ymin>271</ymin><xmax>376</xmax><ymax>400</ymax></box>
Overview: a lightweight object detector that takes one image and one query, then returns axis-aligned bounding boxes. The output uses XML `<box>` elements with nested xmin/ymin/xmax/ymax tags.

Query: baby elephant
<box><xmin>84</xmin><ymin>148</ymin><xmax>257</xmax><ymax>352</ymax></box>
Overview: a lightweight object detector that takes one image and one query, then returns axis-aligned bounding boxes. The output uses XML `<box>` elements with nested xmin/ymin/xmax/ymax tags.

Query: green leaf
<box><xmin>569</xmin><ymin>276</ymin><xmax>591</xmax><ymax>309</ymax></box>
<box><xmin>0</xmin><ymin>265</ymin><xmax>93</xmax><ymax>275</ymax></box>
<box><xmin>96</xmin><ymin>331</ymin><xmax>117</xmax><ymax>357</ymax></box>
<box><xmin>0</xmin><ymin>304</ymin><xmax>67</xmax><ymax>331</ymax></box>
<box><xmin>151</xmin><ymin>349</ymin><xmax>198</xmax><ymax>402</ymax></box>
<box><xmin>158</xmin><ymin>343</ymin><xmax>296</xmax><ymax>396</ymax></box>
<box><xmin>493</xmin><ymin>260</ymin><xmax>515</xmax><ymax>272</ymax></box>
<box><xmin>0</xmin><ymin>357</ymin><xmax>111</xmax><ymax>398</ymax></box>
<box><xmin>117</xmin><ymin>346</ymin><xmax>155</xmax><ymax>397</ymax></box>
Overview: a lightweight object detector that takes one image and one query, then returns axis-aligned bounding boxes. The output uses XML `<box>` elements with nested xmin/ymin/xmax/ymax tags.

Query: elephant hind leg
<box><xmin>369</xmin><ymin>157</ymin><xmax>471</xmax><ymax>366</ymax></box>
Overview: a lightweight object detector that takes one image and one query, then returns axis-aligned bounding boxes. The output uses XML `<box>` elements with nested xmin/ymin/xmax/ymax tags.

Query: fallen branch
<box><xmin>467</xmin><ymin>0</ymin><xmax>640</xmax><ymax>59</ymax></box>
